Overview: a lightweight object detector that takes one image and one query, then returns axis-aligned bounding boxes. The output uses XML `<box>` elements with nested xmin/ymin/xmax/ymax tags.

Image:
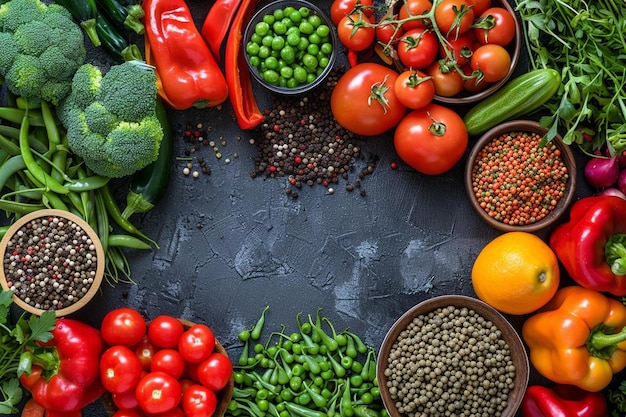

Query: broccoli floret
<box><xmin>0</xmin><ymin>0</ymin><xmax>85</xmax><ymax>105</ymax></box>
<box><xmin>60</xmin><ymin>61</ymin><xmax>164</xmax><ymax>178</ymax></box>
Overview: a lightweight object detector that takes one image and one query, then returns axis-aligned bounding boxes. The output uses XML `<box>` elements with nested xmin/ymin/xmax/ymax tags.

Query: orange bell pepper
<box><xmin>522</xmin><ymin>286</ymin><xmax>626</xmax><ymax>392</ymax></box>
<box><xmin>143</xmin><ymin>0</ymin><xmax>228</xmax><ymax>110</ymax></box>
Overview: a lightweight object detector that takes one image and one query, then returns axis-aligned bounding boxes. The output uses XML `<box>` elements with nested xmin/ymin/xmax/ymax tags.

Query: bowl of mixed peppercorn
<box><xmin>377</xmin><ymin>295</ymin><xmax>529</xmax><ymax>417</ymax></box>
<box><xmin>243</xmin><ymin>0</ymin><xmax>338</xmax><ymax>95</ymax></box>
<box><xmin>0</xmin><ymin>209</ymin><xmax>105</xmax><ymax>316</ymax></box>
<box><xmin>464</xmin><ymin>120</ymin><xmax>577</xmax><ymax>232</ymax></box>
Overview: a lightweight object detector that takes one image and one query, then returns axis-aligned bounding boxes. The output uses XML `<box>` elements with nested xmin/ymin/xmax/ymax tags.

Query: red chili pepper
<box><xmin>144</xmin><ymin>0</ymin><xmax>229</xmax><ymax>110</ymax></box>
<box><xmin>521</xmin><ymin>385</ymin><xmax>608</xmax><ymax>417</ymax></box>
<box><xmin>224</xmin><ymin>0</ymin><xmax>265</xmax><ymax>130</ymax></box>
<box><xmin>19</xmin><ymin>318</ymin><xmax>105</xmax><ymax>413</ymax></box>
<box><xmin>201</xmin><ymin>0</ymin><xmax>243</xmax><ymax>61</ymax></box>
<box><xmin>348</xmin><ymin>49</ymin><xmax>359</xmax><ymax>67</ymax></box>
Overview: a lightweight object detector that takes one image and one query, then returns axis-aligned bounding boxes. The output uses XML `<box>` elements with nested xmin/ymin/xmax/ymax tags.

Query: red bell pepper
<box><xmin>201</xmin><ymin>0</ymin><xmax>243</xmax><ymax>61</ymax></box>
<box><xmin>521</xmin><ymin>385</ymin><xmax>608</xmax><ymax>417</ymax></box>
<box><xmin>224</xmin><ymin>0</ymin><xmax>265</xmax><ymax>130</ymax></box>
<box><xmin>549</xmin><ymin>195</ymin><xmax>626</xmax><ymax>295</ymax></box>
<box><xmin>19</xmin><ymin>318</ymin><xmax>105</xmax><ymax>414</ymax></box>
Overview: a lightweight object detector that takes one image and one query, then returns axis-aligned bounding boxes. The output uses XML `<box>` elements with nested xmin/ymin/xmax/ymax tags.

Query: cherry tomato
<box><xmin>331</xmin><ymin>63</ymin><xmax>406</xmax><ymax>136</ymax></box>
<box><xmin>473</xmin><ymin>7</ymin><xmax>516</xmax><ymax>46</ymax></box>
<box><xmin>178</xmin><ymin>324</ymin><xmax>216</xmax><ymax>364</ymax></box>
<box><xmin>394</xmin><ymin>70</ymin><xmax>435</xmax><ymax>109</ymax></box>
<box><xmin>148</xmin><ymin>407</ymin><xmax>185</xmax><ymax>417</ymax></box>
<box><xmin>100</xmin><ymin>345</ymin><xmax>144</xmax><ymax>394</ymax></box>
<box><xmin>147</xmin><ymin>315</ymin><xmax>185</xmax><ymax>349</ymax></box>
<box><xmin>133</xmin><ymin>335</ymin><xmax>157</xmax><ymax>371</ymax></box>
<box><xmin>467</xmin><ymin>0</ymin><xmax>491</xmax><ymax>16</ymax></box>
<box><xmin>397</xmin><ymin>28</ymin><xmax>438</xmax><ymax>69</ymax></box>
<box><xmin>196</xmin><ymin>352</ymin><xmax>233</xmax><ymax>391</ymax></box>
<box><xmin>330</xmin><ymin>0</ymin><xmax>374</xmax><ymax>26</ymax></box>
<box><xmin>135</xmin><ymin>372</ymin><xmax>181</xmax><ymax>415</ymax></box>
<box><xmin>435</xmin><ymin>0</ymin><xmax>474</xmax><ymax>38</ymax></box>
<box><xmin>179</xmin><ymin>378</ymin><xmax>196</xmax><ymax>396</ymax></box>
<box><xmin>426</xmin><ymin>61</ymin><xmax>464</xmax><ymax>97</ymax></box>
<box><xmin>393</xmin><ymin>104</ymin><xmax>468</xmax><ymax>175</ymax></box>
<box><xmin>151</xmin><ymin>349</ymin><xmax>186</xmax><ymax>379</ymax></box>
<box><xmin>470</xmin><ymin>43</ymin><xmax>510</xmax><ymax>83</ymax></box>
<box><xmin>112</xmin><ymin>410</ymin><xmax>145</xmax><ymax>417</ymax></box>
<box><xmin>101</xmin><ymin>308</ymin><xmax>147</xmax><ymax>347</ymax></box>
<box><xmin>182</xmin><ymin>385</ymin><xmax>217</xmax><ymax>417</ymax></box>
<box><xmin>440</xmin><ymin>31</ymin><xmax>477</xmax><ymax>65</ymax></box>
<box><xmin>112</xmin><ymin>389</ymin><xmax>140</xmax><ymax>411</ymax></box>
<box><xmin>398</xmin><ymin>0</ymin><xmax>432</xmax><ymax>31</ymax></box>
<box><xmin>376</xmin><ymin>10</ymin><xmax>403</xmax><ymax>45</ymax></box>
<box><xmin>337</xmin><ymin>12</ymin><xmax>375</xmax><ymax>52</ymax></box>
<box><xmin>461</xmin><ymin>64</ymin><xmax>490</xmax><ymax>93</ymax></box>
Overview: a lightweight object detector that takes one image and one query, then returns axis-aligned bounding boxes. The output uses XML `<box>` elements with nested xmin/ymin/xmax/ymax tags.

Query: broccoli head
<box><xmin>58</xmin><ymin>61</ymin><xmax>164</xmax><ymax>178</ymax></box>
<box><xmin>0</xmin><ymin>0</ymin><xmax>85</xmax><ymax>105</ymax></box>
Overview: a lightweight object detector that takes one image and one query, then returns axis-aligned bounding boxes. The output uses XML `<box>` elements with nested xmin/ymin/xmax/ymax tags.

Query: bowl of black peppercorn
<box><xmin>0</xmin><ymin>209</ymin><xmax>105</xmax><ymax>317</ymax></box>
<box><xmin>377</xmin><ymin>295</ymin><xmax>529</xmax><ymax>417</ymax></box>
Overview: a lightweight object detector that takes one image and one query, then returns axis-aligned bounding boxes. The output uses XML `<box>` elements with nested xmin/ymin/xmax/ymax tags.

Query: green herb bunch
<box><xmin>515</xmin><ymin>0</ymin><xmax>626</xmax><ymax>156</ymax></box>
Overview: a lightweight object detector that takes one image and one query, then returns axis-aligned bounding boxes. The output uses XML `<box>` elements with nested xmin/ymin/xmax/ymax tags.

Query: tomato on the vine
<box><xmin>182</xmin><ymin>385</ymin><xmax>218</xmax><ymax>417</ymax></box>
<box><xmin>435</xmin><ymin>0</ymin><xmax>474</xmax><ymax>38</ymax></box>
<box><xmin>135</xmin><ymin>372</ymin><xmax>182</xmax><ymax>414</ymax></box>
<box><xmin>397</xmin><ymin>28</ymin><xmax>438</xmax><ymax>69</ymax></box>
<box><xmin>440</xmin><ymin>31</ymin><xmax>477</xmax><ymax>65</ymax></box>
<box><xmin>177</xmin><ymin>324</ymin><xmax>216</xmax><ymax>364</ymax></box>
<box><xmin>466</xmin><ymin>0</ymin><xmax>491</xmax><ymax>17</ymax></box>
<box><xmin>393</xmin><ymin>104</ymin><xmax>468</xmax><ymax>175</ymax></box>
<box><xmin>470</xmin><ymin>43</ymin><xmax>510</xmax><ymax>83</ymax></box>
<box><xmin>398</xmin><ymin>0</ymin><xmax>432</xmax><ymax>31</ymax></box>
<box><xmin>376</xmin><ymin>10</ymin><xmax>403</xmax><ymax>45</ymax></box>
<box><xmin>330</xmin><ymin>0</ymin><xmax>374</xmax><ymax>26</ymax></box>
<box><xmin>331</xmin><ymin>63</ymin><xmax>406</xmax><ymax>136</ymax></box>
<box><xmin>151</xmin><ymin>349</ymin><xmax>186</xmax><ymax>380</ymax></box>
<box><xmin>394</xmin><ymin>70</ymin><xmax>435</xmax><ymax>109</ymax></box>
<box><xmin>147</xmin><ymin>315</ymin><xmax>185</xmax><ymax>349</ymax></box>
<box><xmin>472</xmin><ymin>7</ymin><xmax>516</xmax><ymax>46</ymax></box>
<box><xmin>101</xmin><ymin>307</ymin><xmax>147</xmax><ymax>347</ymax></box>
<box><xmin>462</xmin><ymin>64</ymin><xmax>490</xmax><ymax>93</ymax></box>
<box><xmin>196</xmin><ymin>352</ymin><xmax>233</xmax><ymax>391</ymax></box>
<box><xmin>426</xmin><ymin>61</ymin><xmax>464</xmax><ymax>97</ymax></box>
<box><xmin>100</xmin><ymin>346</ymin><xmax>144</xmax><ymax>394</ymax></box>
<box><xmin>337</xmin><ymin>12</ymin><xmax>375</xmax><ymax>52</ymax></box>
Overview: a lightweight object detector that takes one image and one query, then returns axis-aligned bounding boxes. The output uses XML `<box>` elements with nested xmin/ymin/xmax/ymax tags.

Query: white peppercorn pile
<box><xmin>383</xmin><ymin>306</ymin><xmax>516</xmax><ymax>417</ymax></box>
<box><xmin>3</xmin><ymin>215</ymin><xmax>99</xmax><ymax>311</ymax></box>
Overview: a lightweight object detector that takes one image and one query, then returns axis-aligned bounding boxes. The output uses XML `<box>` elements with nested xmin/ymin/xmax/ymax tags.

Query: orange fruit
<box><xmin>471</xmin><ymin>231</ymin><xmax>560</xmax><ymax>315</ymax></box>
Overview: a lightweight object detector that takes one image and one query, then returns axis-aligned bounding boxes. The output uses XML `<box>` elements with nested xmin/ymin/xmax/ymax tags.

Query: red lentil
<box><xmin>470</xmin><ymin>131</ymin><xmax>569</xmax><ymax>226</ymax></box>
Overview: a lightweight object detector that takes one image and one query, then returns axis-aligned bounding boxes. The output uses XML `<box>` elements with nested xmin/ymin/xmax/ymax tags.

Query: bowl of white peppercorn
<box><xmin>377</xmin><ymin>295</ymin><xmax>529</xmax><ymax>417</ymax></box>
<box><xmin>0</xmin><ymin>209</ymin><xmax>105</xmax><ymax>317</ymax></box>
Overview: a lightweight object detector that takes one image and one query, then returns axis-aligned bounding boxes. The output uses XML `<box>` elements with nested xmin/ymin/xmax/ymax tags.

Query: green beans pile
<box><xmin>245</xmin><ymin>5</ymin><xmax>334</xmax><ymax>88</ymax></box>
<box><xmin>226</xmin><ymin>306</ymin><xmax>389</xmax><ymax>417</ymax></box>
<box><xmin>0</xmin><ymin>93</ymin><xmax>155</xmax><ymax>284</ymax></box>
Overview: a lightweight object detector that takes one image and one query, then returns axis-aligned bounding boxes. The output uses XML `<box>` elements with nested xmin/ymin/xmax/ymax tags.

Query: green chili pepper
<box><xmin>340</xmin><ymin>379</ymin><xmax>354</xmax><ymax>417</ymax></box>
<box><xmin>251</xmin><ymin>305</ymin><xmax>269</xmax><ymax>340</ymax></box>
<box><xmin>310</xmin><ymin>312</ymin><xmax>338</xmax><ymax>352</ymax></box>
<box><xmin>302</xmin><ymin>381</ymin><xmax>328</xmax><ymax>409</ymax></box>
<box><xmin>107</xmin><ymin>234</ymin><xmax>153</xmax><ymax>250</ymax></box>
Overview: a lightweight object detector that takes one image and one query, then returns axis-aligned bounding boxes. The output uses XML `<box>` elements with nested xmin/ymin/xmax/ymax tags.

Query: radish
<box><xmin>584</xmin><ymin>156</ymin><xmax>620</xmax><ymax>188</ymax></box>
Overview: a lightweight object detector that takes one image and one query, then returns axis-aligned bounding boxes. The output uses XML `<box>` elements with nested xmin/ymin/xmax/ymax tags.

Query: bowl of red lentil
<box><xmin>0</xmin><ymin>209</ymin><xmax>105</xmax><ymax>317</ymax></box>
<box><xmin>464</xmin><ymin>120</ymin><xmax>577</xmax><ymax>232</ymax></box>
<box><xmin>377</xmin><ymin>295</ymin><xmax>529</xmax><ymax>417</ymax></box>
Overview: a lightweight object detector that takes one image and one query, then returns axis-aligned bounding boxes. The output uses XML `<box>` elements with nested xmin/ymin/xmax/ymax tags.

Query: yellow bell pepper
<box><xmin>521</xmin><ymin>285</ymin><xmax>626</xmax><ymax>392</ymax></box>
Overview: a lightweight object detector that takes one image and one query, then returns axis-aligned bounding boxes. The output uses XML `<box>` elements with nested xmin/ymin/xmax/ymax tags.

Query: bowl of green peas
<box><xmin>243</xmin><ymin>0</ymin><xmax>338</xmax><ymax>94</ymax></box>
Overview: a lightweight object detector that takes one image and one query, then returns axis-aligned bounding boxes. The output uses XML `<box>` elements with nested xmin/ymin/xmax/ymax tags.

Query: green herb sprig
<box><xmin>515</xmin><ymin>0</ymin><xmax>626</xmax><ymax>155</ymax></box>
<box><xmin>0</xmin><ymin>290</ymin><xmax>56</xmax><ymax>414</ymax></box>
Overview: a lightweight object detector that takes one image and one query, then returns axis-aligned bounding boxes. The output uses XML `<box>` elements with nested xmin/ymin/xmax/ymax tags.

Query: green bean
<box><xmin>284</xmin><ymin>402</ymin><xmax>328</xmax><ymax>417</ymax></box>
<box><xmin>0</xmin><ymin>154</ymin><xmax>26</xmax><ymax>191</ymax></box>
<box><xmin>0</xmin><ymin>199</ymin><xmax>45</xmax><ymax>215</ymax></box>
<box><xmin>94</xmin><ymin>189</ymin><xmax>109</xmax><ymax>252</ymax></box>
<box><xmin>0</xmin><ymin>225</ymin><xmax>10</xmax><ymax>240</ymax></box>
<box><xmin>107</xmin><ymin>234</ymin><xmax>153</xmax><ymax>250</ymax></box>
<box><xmin>2</xmin><ymin>185</ymin><xmax>44</xmax><ymax>201</ymax></box>
<box><xmin>40</xmin><ymin>101</ymin><xmax>60</xmax><ymax>149</ymax></box>
<box><xmin>0</xmin><ymin>132</ymin><xmax>21</xmax><ymax>155</ymax></box>
<box><xmin>50</xmin><ymin>133</ymin><xmax>69</xmax><ymax>183</ymax></box>
<box><xmin>42</xmin><ymin>190</ymin><xmax>69</xmax><ymax>211</ymax></box>
<box><xmin>0</xmin><ymin>107</ymin><xmax>46</xmax><ymax>126</ymax></box>
<box><xmin>15</xmin><ymin>96</ymin><xmax>41</xmax><ymax>110</ymax></box>
<box><xmin>31</xmin><ymin>148</ymin><xmax>74</xmax><ymax>183</ymax></box>
<box><xmin>66</xmin><ymin>190</ymin><xmax>86</xmax><ymax>218</ymax></box>
<box><xmin>64</xmin><ymin>175</ymin><xmax>110</xmax><ymax>192</ymax></box>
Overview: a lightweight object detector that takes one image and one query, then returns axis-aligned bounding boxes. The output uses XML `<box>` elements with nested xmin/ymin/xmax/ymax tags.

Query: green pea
<box><xmin>265</xmin><ymin>56</ymin><xmax>279</xmax><ymax>70</ymax></box>
<box><xmin>299</xmin><ymin>7</ymin><xmax>310</xmax><ymax>17</ymax></box>
<box><xmin>302</xmin><ymin>53</ymin><xmax>318</xmax><ymax>70</ymax></box>
<box><xmin>308</xmin><ymin>14</ymin><xmax>322</xmax><ymax>28</ymax></box>
<box><xmin>306</xmin><ymin>73</ymin><xmax>317</xmax><ymax>84</ymax></box>
<box><xmin>320</xmin><ymin>42</ymin><xmax>333</xmax><ymax>55</ymax></box>
<box><xmin>360</xmin><ymin>392</ymin><xmax>374</xmax><ymax>405</ymax></box>
<box><xmin>273</xmin><ymin>8</ymin><xmax>284</xmax><ymax>20</ymax></box>
<box><xmin>281</xmin><ymin>17</ymin><xmax>295</xmax><ymax>29</ymax></box>
<box><xmin>281</xmin><ymin>389</ymin><xmax>294</xmax><ymax>401</ymax></box>
<box><xmin>316</xmin><ymin>24</ymin><xmax>330</xmax><ymax>38</ymax></box>
<box><xmin>319</xmin><ymin>56</ymin><xmax>330</xmax><ymax>69</ymax></box>
<box><xmin>255</xmin><ymin>21</ymin><xmax>270</xmax><ymax>36</ymax></box>
<box><xmin>297</xmin><ymin>37</ymin><xmax>309</xmax><ymax>51</ymax></box>
<box><xmin>273</xmin><ymin>20</ymin><xmax>287</xmax><ymax>35</ymax></box>
<box><xmin>309</xmin><ymin>32</ymin><xmax>322</xmax><ymax>45</ymax></box>
<box><xmin>299</xmin><ymin>20</ymin><xmax>314</xmax><ymax>35</ymax></box>
<box><xmin>289</xmin><ymin>9</ymin><xmax>303</xmax><ymax>23</ymax></box>
<box><xmin>262</xmin><ymin>14</ymin><xmax>275</xmax><ymax>25</ymax></box>
<box><xmin>263</xmin><ymin>69</ymin><xmax>280</xmax><ymax>84</ymax></box>
<box><xmin>280</xmin><ymin>45</ymin><xmax>296</xmax><ymax>63</ymax></box>
<box><xmin>246</xmin><ymin>41</ymin><xmax>260</xmax><ymax>56</ymax></box>
<box><xmin>286</xmin><ymin>78</ymin><xmax>299</xmax><ymax>88</ymax></box>
<box><xmin>257</xmin><ymin>399</ymin><xmax>269</xmax><ymax>412</ymax></box>
<box><xmin>283</xmin><ymin>6</ymin><xmax>296</xmax><ymax>15</ymax></box>
<box><xmin>262</xmin><ymin>35</ymin><xmax>274</xmax><ymax>47</ymax></box>
<box><xmin>307</xmin><ymin>43</ymin><xmax>320</xmax><ymax>56</ymax></box>
<box><xmin>297</xmin><ymin>393</ymin><xmax>311</xmax><ymax>406</ymax></box>
<box><xmin>287</xmin><ymin>31</ymin><xmax>301</xmax><ymax>46</ymax></box>
<box><xmin>258</xmin><ymin>45</ymin><xmax>270</xmax><ymax>59</ymax></box>
<box><xmin>294</xmin><ymin>66</ymin><xmax>307</xmax><ymax>83</ymax></box>
<box><xmin>271</xmin><ymin>36</ymin><xmax>285</xmax><ymax>50</ymax></box>
<box><xmin>250</xmin><ymin>33</ymin><xmax>263</xmax><ymax>45</ymax></box>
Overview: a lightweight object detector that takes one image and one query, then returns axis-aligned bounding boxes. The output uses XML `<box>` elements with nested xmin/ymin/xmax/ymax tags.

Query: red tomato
<box><xmin>101</xmin><ymin>307</ymin><xmax>147</xmax><ymax>347</ymax></box>
<box><xmin>398</xmin><ymin>0</ymin><xmax>432</xmax><ymax>31</ymax></box>
<box><xmin>100</xmin><ymin>346</ymin><xmax>144</xmax><ymax>394</ymax></box>
<box><xmin>435</xmin><ymin>0</ymin><xmax>474</xmax><ymax>38</ymax></box>
<box><xmin>133</xmin><ymin>336</ymin><xmax>157</xmax><ymax>371</ymax></box>
<box><xmin>440</xmin><ymin>31</ymin><xmax>477</xmax><ymax>65</ymax></box>
<box><xmin>330</xmin><ymin>0</ymin><xmax>374</xmax><ymax>26</ymax></box>
<box><xmin>147</xmin><ymin>316</ymin><xmax>185</xmax><ymax>349</ymax></box>
<box><xmin>135</xmin><ymin>372</ymin><xmax>182</xmax><ymax>415</ymax></box>
<box><xmin>182</xmin><ymin>385</ymin><xmax>217</xmax><ymax>417</ymax></box>
<box><xmin>376</xmin><ymin>10</ymin><xmax>403</xmax><ymax>44</ymax></box>
<box><xmin>196</xmin><ymin>352</ymin><xmax>233</xmax><ymax>391</ymax></box>
<box><xmin>473</xmin><ymin>7</ymin><xmax>516</xmax><ymax>46</ymax></box>
<box><xmin>461</xmin><ymin>64</ymin><xmax>491</xmax><ymax>93</ymax></box>
<box><xmin>467</xmin><ymin>0</ymin><xmax>491</xmax><ymax>16</ymax></box>
<box><xmin>179</xmin><ymin>378</ymin><xmax>196</xmax><ymax>396</ymax></box>
<box><xmin>178</xmin><ymin>324</ymin><xmax>216</xmax><ymax>364</ymax></box>
<box><xmin>148</xmin><ymin>407</ymin><xmax>184</xmax><ymax>417</ymax></box>
<box><xmin>331</xmin><ymin>63</ymin><xmax>406</xmax><ymax>136</ymax></box>
<box><xmin>150</xmin><ymin>349</ymin><xmax>186</xmax><ymax>379</ymax></box>
<box><xmin>470</xmin><ymin>43</ymin><xmax>511</xmax><ymax>82</ymax></box>
<box><xmin>394</xmin><ymin>70</ymin><xmax>435</xmax><ymax>109</ymax></box>
<box><xmin>397</xmin><ymin>28</ymin><xmax>438</xmax><ymax>69</ymax></box>
<box><xmin>393</xmin><ymin>104</ymin><xmax>468</xmax><ymax>175</ymax></box>
<box><xmin>426</xmin><ymin>61</ymin><xmax>464</xmax><ymax>97</ymax></box>
<box><xmin>337</xmin><ymin>12</ymin><xmax>375</xmax><ymax>52</ymax></box>
<box><xmin>112</xmin><ymin>389</ymin><xmax>140</xmax><ymax>411</ymax></box>
<box><xmin>112</xmin><ymin>410</ymin><xmax>145</xmax><ymax>417</ymax></box>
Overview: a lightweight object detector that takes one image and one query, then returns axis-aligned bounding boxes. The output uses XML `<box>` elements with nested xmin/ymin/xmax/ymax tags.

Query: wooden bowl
<box><xmin>0</xmin><ymin>209</ymin><xmax>104</xmax><ymax>317</ymax></box>
<box><xmin>377</xmin><ymin>295</ymin><xmax>529</xmax><ymax>417</ymax></box>
<box><xmin>464</xmin><ymin>120</ymin><xmax>577</xmax><ymax>232</ymax></box>
<box><xmin>102</xmin><ymin>319</ymin><xmax>234</xmax><ymax>417</ymax></box>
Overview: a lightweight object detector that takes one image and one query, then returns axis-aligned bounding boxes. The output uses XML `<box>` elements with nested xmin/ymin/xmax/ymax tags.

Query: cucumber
<box><xmin>463</xmin><ymin>69</ymin><xmax>561</xmax><ymax>136</ymax></box>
